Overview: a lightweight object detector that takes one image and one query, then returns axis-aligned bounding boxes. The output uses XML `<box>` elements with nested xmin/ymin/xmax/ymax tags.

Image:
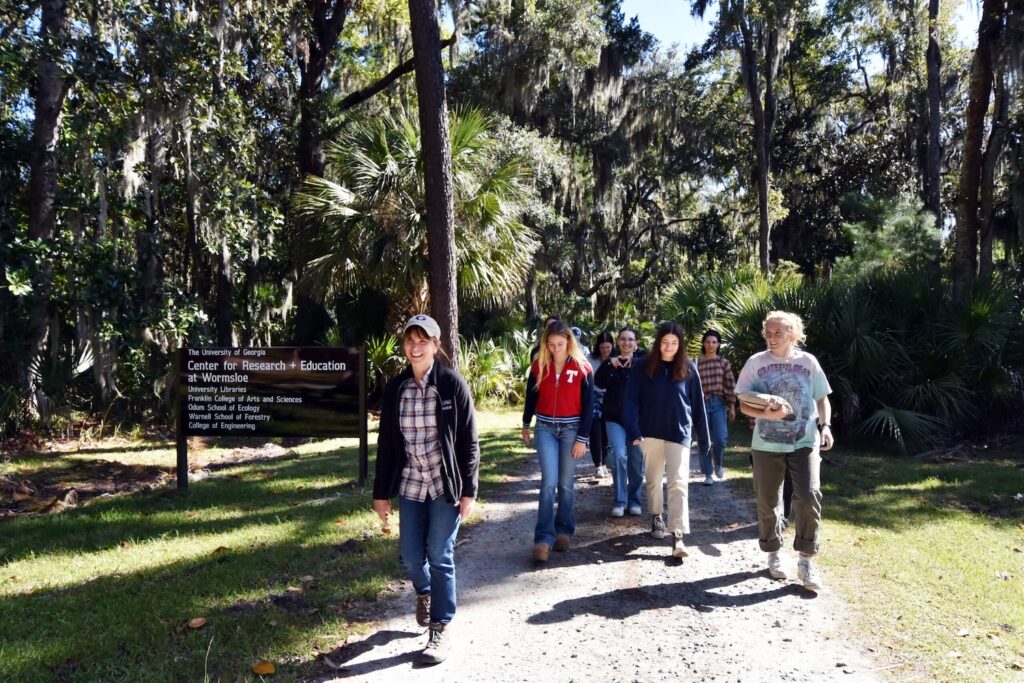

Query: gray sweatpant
<box><xmin>750</xmin><ymin>447</ymin><xmax>822</xmax><ymax>555</ymax></box>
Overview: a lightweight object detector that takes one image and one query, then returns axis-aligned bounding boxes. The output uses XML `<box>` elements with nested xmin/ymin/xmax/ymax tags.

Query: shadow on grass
<box><xmin>0</xmin><ymin>509</ymin><xmax>399</xmax><ymax>682</ymax></box>
<box><xmin>0</xmin><ymin>422</ymin><xmax>531</xmax><ymax>682</ymax></box>
<box><xmin>0</xmin><ymin>446</ymin><xmax>369</xmax><ymax>565</ymax></box>
<box><xmin>821</xmin><ymin>451</ymin><xmax>1024</xmax><ymax>528</ymax></box>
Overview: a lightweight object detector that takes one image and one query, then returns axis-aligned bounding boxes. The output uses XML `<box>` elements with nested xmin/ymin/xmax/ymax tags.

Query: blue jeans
<box><xmin>702</xmin><ymin>395</ymin><xmax>729</xmax><ymax>474</ymax></box>
<box><xmin>605</xmin><ymin>420</ymin><xmax>644</xmax><ymax>508</ymax></box>
<box><xmin>533</xmin><ymin>420</ymin><xmax>579</xmax><ymax>545</ymax></box>
<box><xmin>398</xmin><ymin>495</ymin><xmax>461</xmax><ymax>624</ymax></box>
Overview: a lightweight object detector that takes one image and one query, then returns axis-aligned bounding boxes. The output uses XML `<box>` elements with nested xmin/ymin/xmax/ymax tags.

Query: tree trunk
<box><xmin>739</xmin><ymin>20</ymin><xmax>772</xmax><ymax>274</ymax></box>
<box><xmin>925</xmin><ymin>0</ymin><xmax>942</xmax><ymax>240</ymax></box>
<box><xmin>293</xmin><ymin>0</ymin><xmax>352</xmax><ymax>344</ymax></box>
<box><xmin>216</xmin><ymin>240</ymin><xmax>234</xmax><ymax>346</ymax></box>
<box><xmin>525</xmin><ymin>267</ymin><xmax>538</xmax><ymax>329</ymax></box>
<box><xmin>979</xmin><ymin>70</ymin><xmax>1008</xmax><ymax>280</ymax></box>
<box><xmin>954</xmin><ymin>0</ymin><xmax>1003</xmax><ymax>301</ymax></box>
<box><xmin>408</xmin><ymin>0</ymin><xmax>459</xmax><ymax>368</ymax></box>
<box><xmin>23</xmin><ymin>0</ymin><xmax>70</xmax><ymax>406</ymax></box>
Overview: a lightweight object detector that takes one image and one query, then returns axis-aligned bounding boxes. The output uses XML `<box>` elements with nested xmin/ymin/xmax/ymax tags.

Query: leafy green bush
<box><xmin>658</xmin><ymin>266</ymin><xmax>1023</xmax><ymax>452</ymax></box>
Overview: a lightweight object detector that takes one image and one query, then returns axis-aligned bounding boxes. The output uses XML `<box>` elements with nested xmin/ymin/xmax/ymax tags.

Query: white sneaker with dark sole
<box><xmin>672</xmin><ymin>534</ymin><xmax>688</xmax><ymax>558</ymax></box>
<box><xmin>767</xmin><ymin>551</ymin><xmax>787</xmax><ymax>579</ymax></box>
<box><xmin>797</xmin><ymin>557</ymin><xmax>824</xmax><ymax>592</ymax></box>
<box><xmin>610</xmin><ymin>506</ymin><xmax>625</xmax><ymax>517</ymax></box>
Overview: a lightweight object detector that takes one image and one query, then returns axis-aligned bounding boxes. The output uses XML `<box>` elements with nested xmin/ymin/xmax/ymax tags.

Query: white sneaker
<box><xmin>627</xmin><ymin>505</ymin><xmax>642</xmax><ymax>516</ymax></box>
<box><xmin>715</xmin><ymin>466</ymin><xmax>725</xmax><ymax>480</ymax></box>
<box><xmin>797</xmin><ymin>556</ymin><xmax>824</xmax><ymax>592</ymax></box>
<box><xmin>767</xmin><ymin>551</ymin><xmax>787</xmax><ymax>579</ymax></box>
<box><xmin>610</xmin><ymin>506</ymin><xmax>625</xmax><ymax>517</ymax></box>
<box><xmin>672</xmin><ymin>533</ymin><xmax>688</xmax><ymax>558</ymax></box>
<box><xmin>702</xmin><ymin>474</ymin><xmax>714</xmax><ymax>486</ymax></box>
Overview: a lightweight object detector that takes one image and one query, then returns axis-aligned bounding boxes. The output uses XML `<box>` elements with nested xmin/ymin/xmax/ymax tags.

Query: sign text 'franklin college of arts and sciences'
<box><xmin>175</xmin><ymin>346</ymin><xmax>367</xmax><ymax>490</ymax></box>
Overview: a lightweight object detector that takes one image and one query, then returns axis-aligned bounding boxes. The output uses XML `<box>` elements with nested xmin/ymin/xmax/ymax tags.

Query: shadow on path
<box><xmin>311</xmin><ymin>629</ymin><xmax>423</xmax><ymax>681</ymax></box>
<box><xmin>527</xmin><ymin>569</ymin><xmax>813</xmax><ymax>624</ymax></box>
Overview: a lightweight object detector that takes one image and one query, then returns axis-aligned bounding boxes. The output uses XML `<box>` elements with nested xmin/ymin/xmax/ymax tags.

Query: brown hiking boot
<box><xmin>553</xmin><ymin>534</ymin><xmax>571</xmax><ymax>551</ymax></box>
<box><xmin>419</xmin><ymin>622</ymin><xmax>451</xmax><ymax>665</ymax></box>
<box><xmin>532</xmin><ymin>543</ymin><xmax>549</xmax><ymax>562</ymax></box>
<box><xmin>415</xmin><ymin>592</ymin><xmax>430</xmax><ymax>627</ymax></box>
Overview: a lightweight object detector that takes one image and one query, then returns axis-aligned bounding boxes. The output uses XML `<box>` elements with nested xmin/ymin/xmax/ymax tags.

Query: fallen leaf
<box><xmin>333</xmin><ymin>519</ymin><xmax>347</xmax><ymax>526</ymax></box>
<box><xmin>251</xmin><ymin>660</ymin><xmax>275</xmax><ymax>675</ymax></box>
<box><xmin>299</xmin><ymin>575</ymin><xmax>315</xmax><ymax>583</ymax></box>
<box><xmin>1013</xmin><ymin>547</ymin><xmax>1021</xmax><ymax>553</ymax></box>
<box><xmin>286</xmin><ymin>586</ymin><xmax>304</xmax><ymax>594</ymax></box>
<box><xmin>211</xmin><ymin>546</ymin><xmax>229</xmax><ymax>556</ymax></box>
<box><xmin>187</xmin><ymin>511</ymin><xmax>199</xmax><ymax>519</ymax></box>
<box><xmin>188</xmin><ymin>617</ymin><xmax>207</xmax><ymax>629</ymax></box>
<box><xmin>8</xmin><ymin>574</ymin><xmax>21</xmax><ymax>581</ymax></box>
<box><xmin>726</xmin><ymin>522</ymin><xmax>740</xmax><ymax>529</ymax></box>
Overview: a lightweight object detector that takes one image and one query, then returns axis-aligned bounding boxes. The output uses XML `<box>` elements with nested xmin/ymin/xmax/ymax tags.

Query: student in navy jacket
<box><xmin>373</xmin><ymin>314</ymin><xmax>480</xmax><ymax>665</ymax></box>
<box><xmin>623</xmin><ymin>321</ymin><xmax>711</xmax><ymax>559</ymax></box>
<box><xmin>521</xmin><ymin>321</ymin><xmax>594</xmax><ymax>562</ymax></box>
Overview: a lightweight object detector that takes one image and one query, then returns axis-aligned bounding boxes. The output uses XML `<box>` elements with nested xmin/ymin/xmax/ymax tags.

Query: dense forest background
<box><xmin>1</xmin><ymin>0</ymin><xmax>1022</xmax><ymax>450</ymax></box>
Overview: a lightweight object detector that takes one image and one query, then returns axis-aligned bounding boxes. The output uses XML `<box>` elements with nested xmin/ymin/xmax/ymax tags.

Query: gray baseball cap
<box><xmin>403</xmin><ymin>313</ymin><xmax>441</xmax><ymax>339</ymax></box>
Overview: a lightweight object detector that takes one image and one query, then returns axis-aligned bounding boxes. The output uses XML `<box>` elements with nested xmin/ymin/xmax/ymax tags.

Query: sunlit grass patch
<box><xmin>821</xmin><ymin>452</ymin><xmax>1024</xmax><ymax>682</ymax></box>
<box><xmin>0</xmin><ymin>409</ymin><xmax>525</xmax><ymax>681</ymax></box>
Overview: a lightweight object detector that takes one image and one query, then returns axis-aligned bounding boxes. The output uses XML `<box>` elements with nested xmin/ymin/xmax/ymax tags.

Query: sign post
<box><xmin>175</xmin><ymin>346</ymin><xmax>367</xmax><ymax>490</ymax></box>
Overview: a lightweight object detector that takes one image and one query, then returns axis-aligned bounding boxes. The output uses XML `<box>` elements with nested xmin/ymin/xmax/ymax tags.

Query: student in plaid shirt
<box><xmin>373</xmin><ymin>314</ymin><xmax>480</xmax><ymax>665</ymax></box>
<box><xmin>696</xmin><ymin>329</ymin><xmax>737</xmax><ymax>485</ymax></box>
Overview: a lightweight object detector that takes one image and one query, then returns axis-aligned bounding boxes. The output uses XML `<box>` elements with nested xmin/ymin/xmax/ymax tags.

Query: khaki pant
<box><xmin>642</xmin><ymin>438</ymin><xmax>689</xmax><ymax>535</ymax></box>
<box><xmin>751</xmin><ymin>447</ymin><xmax>821</xmax><ymax>555</ymax></box>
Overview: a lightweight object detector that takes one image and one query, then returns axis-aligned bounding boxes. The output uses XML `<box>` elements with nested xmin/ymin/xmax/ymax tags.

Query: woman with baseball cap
<box><xmin>373</xmin><ymin>313</ymin><xmax>480</xmax><ymax>664</ymax></box>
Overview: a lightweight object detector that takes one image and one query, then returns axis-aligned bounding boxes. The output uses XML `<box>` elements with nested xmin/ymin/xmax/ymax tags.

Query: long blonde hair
<box><xmin>535</xmin><ymin>321</ymin><xmax>590</xmax><ymax>383</ymax></box>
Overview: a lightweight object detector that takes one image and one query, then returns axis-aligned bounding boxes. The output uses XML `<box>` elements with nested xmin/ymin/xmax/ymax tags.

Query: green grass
<box><xmin>5</xmin><ymin>412</ymin><xmax>1020</xmax><ymax>681</ymax></box>
<box><xmin>721</xmin><ymin>426</ymin><xmax>1024</xmax><ymax>683</ymax></box>
<box><xmin>0</xmin><ymin>409</ymin><xmax>525</xmax><ymax>682</ymax></box>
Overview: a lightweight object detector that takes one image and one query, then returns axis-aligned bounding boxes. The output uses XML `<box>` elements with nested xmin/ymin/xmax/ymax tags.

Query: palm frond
<box><xmin>857</xmin><ymin>405</ymin><xmax>947</xmax><ymax>453</ymax></box>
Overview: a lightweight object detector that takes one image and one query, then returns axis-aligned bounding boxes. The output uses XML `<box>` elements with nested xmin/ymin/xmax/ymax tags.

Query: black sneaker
<box><xmin>415</xmin><ymin>593</ymin><xmax>430</xmax><ymax>627</ymax></box>
<box><xmin>651</xmin><ymin>515</ymin><xmax>667</xmax><ymax>539</ymax></box>
<box><xmin>419</xmin><ymin>622</ymin><xmax>450</xmax><ymax>665</ymax></box>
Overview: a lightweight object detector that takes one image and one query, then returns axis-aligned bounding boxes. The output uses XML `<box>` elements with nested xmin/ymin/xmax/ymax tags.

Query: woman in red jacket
<box><xmin>521</xmin><ymin>321</ymin><xmax>594</xmax><ymax>562</ymax></box>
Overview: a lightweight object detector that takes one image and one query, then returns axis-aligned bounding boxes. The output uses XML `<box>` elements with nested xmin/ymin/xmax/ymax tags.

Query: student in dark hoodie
<box><xmin>373</xmin><ymin>314</ymin><xmax>480</xmax><ymax>665</ymax></box>
<box><xmin>622</xmin><ymin>321</ymin><xmax>711</xmax><ymax>559</ymax></box>
<box><xmin>594</xmin><ymin>325</ymin><xmax>644</xmax><ymax>517</ymax></box>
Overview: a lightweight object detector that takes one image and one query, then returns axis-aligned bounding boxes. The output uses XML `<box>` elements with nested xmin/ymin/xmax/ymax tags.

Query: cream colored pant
<box><xmin>642</xmin><ymin>437</ymin><xmax>689</xmax><ymax>535</ymax></box>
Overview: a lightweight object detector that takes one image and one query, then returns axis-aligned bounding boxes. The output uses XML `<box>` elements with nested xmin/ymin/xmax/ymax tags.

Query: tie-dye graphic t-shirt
<box><xmin>735</xmin><ymin>349</ymin><xmax>832</xmax><ymax>452</ymax></box>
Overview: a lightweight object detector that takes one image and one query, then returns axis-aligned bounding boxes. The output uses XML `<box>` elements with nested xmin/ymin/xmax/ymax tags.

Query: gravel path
<box><xmin>321</xmin><ymin>450</ymin><xmax>884</xmax><ymax>682</ymax></box>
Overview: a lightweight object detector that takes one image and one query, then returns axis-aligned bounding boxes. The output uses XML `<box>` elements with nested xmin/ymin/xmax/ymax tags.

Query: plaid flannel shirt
<box><xmin>697</xmin><ymin>355</ymin><xmax>737</xmax><ymax>406</ymax></box>
<box><xmin>397</xmin><ymin>373</ymin><xmax>445</xmax><ymax>502</ymax></box>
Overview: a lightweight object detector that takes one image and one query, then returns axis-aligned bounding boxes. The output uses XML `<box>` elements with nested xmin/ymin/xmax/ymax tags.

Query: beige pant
<box><xmin>642</xmin><ymin>437</ymin><xmax>689</xmax><ymax>535</ymax></box>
